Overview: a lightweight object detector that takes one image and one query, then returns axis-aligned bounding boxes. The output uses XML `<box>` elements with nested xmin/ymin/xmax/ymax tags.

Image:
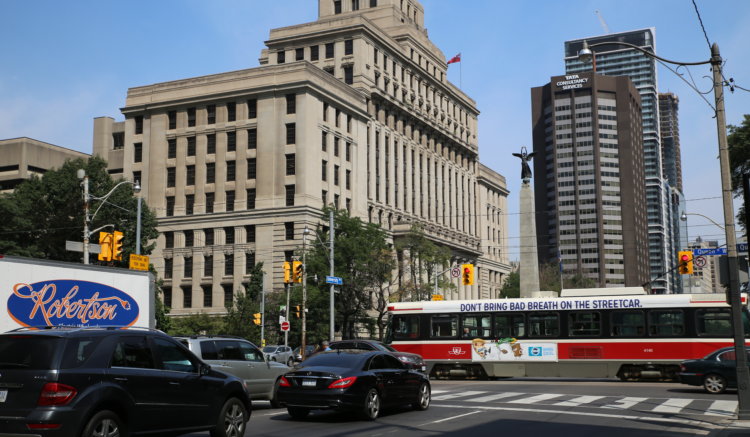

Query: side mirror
<box><xmin>200</xmin><ymin>363</ymin><xmax>211</xmax><ymax>376</ymax></box>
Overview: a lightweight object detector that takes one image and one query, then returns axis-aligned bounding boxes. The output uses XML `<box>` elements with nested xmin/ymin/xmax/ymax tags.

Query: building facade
<box><xmin>0</xmin><ymin>137</ymin><xmax>90</xmax><ymax>193</ymax></box>
<box><xmin>531</xmin><ymin>72</ymin><xmax>650</xmax><ymax>288</ymax></box>
<box><xmin>564</xmin><ymin>29</ymin><xmax>679</xmax><ymax>294</ymax></box>
<box><xmin>93</xmin><ymin>0</ymin><xmax>511</xmax><ymax>316</ymax></box>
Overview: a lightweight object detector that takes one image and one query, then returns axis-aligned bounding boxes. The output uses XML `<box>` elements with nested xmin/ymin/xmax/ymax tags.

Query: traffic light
<box><xmin>97</xmin><ymin>232</ymin><xmax>113</xmax><ymax>261</ymax></box>
<box><xmin>294</xmin><ymin>305</ymin><xmax>301</xmax><ymax>318</ymax></box>
<box><xmin>112</xmin><ymin>230</ymin><xmax>124</xmax><ymax>261</ymax></box>
<box><xmin>292</xmin><ymin>260</ymin><xmax>303</xmax><ymax>283</ymax></box>
<box><xmin>283</xmin><ymin>261</ymin><xmax>292</xmax><ymax>284</ymax></box>
<box><xmin>678</xmin><ymin>250</ymin><xmax>694</xmax><ymax>275</ymax></box>
<box><xmin>252</xmin><ymin>313</ymin><xmax>262</xmax><ymax>325</ymax></box>
<box><xmin>461</xmin><ymin>264</ymin><xmax>475</xmax><ymax>286</ymax></box>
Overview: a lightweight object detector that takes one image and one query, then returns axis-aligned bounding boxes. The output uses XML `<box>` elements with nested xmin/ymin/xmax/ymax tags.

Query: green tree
<box><xmin>224</xmin><ymin>262</ymin><xmax>264</xmax><ymax>342</ymax></box>
<box><xmin>729</xmin><ymin>114</ymin><xmax>750</xmax><ymax>232</ymax></box>
<box><xmin>394</xmin><ymin>224</ymin><xmax>452</xmax><ymax>302</ymax></box>
<box><xmin>499</xmin><ymin>269</ymin><xmax>520</xmax><ymax>298</ymax></box>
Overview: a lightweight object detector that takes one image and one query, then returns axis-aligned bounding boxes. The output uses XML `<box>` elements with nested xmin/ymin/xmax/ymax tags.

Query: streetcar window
<box><xmin>430</xmin><ymin>315</ymin><xmax>458</xmax><ymax>338</ymax></box>
<box><xmin>494</xmin><ymin>314</ymin><xmax>525</xmax><ymax>338</ymax></box>
<box><xmin>527</xmin><ymin>313</ymin><xmax>559</xmax><ymax>337</ymax></box>
<box><xmin>392</xmin><ymin>315</ymin><xmax>420</xmax><ymax>340</ymax></box>
<box><xmin>568</xmin><ymin>311</ymin><xmax>601</xmax><ymax>337</ymax></box>
<box><xmin>461</xmin><ymin>314</ymin><xmax>491</xmax><ymax>338</ymax></box>
<box><xmin>696</xmin><ymin>309</ymin><xmax>732</xmax><ymax>337</ymax></box>
<box><xmin>610</xmin><ymin>310</ymin><xmax>645</xmax><ymax>337</ymax></box>
<box><xmin>648</xmin><ymin>310</ymin><xmax>685</xmax><ymax>336</ymax></box>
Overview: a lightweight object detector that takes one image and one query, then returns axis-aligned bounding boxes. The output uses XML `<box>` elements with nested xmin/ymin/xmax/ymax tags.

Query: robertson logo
<box><xmin>8</xmin><ymin>280</ymin><xmax>139</xmax><ymax>328</ymax></box>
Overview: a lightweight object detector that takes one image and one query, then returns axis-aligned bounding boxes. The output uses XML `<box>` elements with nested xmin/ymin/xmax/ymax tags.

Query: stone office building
<box><xmin>93</xmin><ymin>0</ymin><xmax>510</xmax><ymax>316</ymax></box>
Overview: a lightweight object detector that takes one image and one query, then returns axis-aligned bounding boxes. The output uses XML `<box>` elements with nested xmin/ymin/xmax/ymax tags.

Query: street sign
<box><xmin>450</xmin><ymin>266</ymin><xmax>460</xmax><ymax>278</ymax></box>
<box><xmin>693</xmin><ymin>247</ymin><xmax>727</xmax><ymax>257</ymax></box>
<box><xmin>738</xmin><ymin>243</ymin><xmax>748</xmax><ymax>253</ymax></box>
<box><xmin>431</xmin><ymin>294</ymin><xmax>444</xmax><ymax>301</ymax></box>
<box><xmin>694</xmin><ymin>255</ymin><xmax>707</xmax><ymax>268</ymax></box>
<box><xmin>281</xmin><ymin>321</ymin><xmax>290</xmax><ymax>332</ymax></box>
<box><xmin>129</xmin><ymin>254</ymin><xmax>149</xmax><ymax>271</ymax></box>
<box><xmin>325</xmin><ymin>276</ymin><xmax>343</xmax><ymax>285</ymax></box>
<box><xmin>66</xmin><ymin>241</ymin><xmax>101</xmax><ymax>254</ymax></box>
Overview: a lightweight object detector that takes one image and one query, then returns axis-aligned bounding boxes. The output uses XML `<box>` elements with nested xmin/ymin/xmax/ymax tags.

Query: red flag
<box><xmin>447</xmin><ymin>53</ymin><xmax>461</xmax><ymax>64</ymax></box>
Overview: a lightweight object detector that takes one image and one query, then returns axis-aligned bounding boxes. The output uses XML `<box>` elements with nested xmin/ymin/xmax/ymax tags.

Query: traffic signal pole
<box><xmin>284</xmin><ymin>282</ymin><xmax>290</xmax><ymax>347</ymax></box>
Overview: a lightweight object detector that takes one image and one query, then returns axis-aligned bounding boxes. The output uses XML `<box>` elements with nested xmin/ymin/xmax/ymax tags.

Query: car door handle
<box><xmin>114</xmin><ymin>377</ymin><xmax>128</xmax><ymax>382</ymax></box>
<box><xmin>169</xmin><ymin>382</ymin><xmax>180</xmax><ymax>386</ymax></box>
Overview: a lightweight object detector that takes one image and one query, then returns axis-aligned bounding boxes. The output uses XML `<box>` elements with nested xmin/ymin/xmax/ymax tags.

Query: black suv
<box><xmin>0</xmin><ymin>326</ymin><xmax>251</xmax><ymax>437</ymax></box>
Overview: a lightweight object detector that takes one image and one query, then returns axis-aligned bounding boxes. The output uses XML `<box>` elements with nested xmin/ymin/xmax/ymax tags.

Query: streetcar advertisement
<box><xmin>470</xmin><ymin>337</ymin><xmax>557</xmax><ymax>362</ymax></box>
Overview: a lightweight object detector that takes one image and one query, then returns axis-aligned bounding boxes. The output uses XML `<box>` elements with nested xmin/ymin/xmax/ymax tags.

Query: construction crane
<box><xmin>595</xmin><ymin>10</ymin><xmax>610</xmax><ymax>34</ymax></box>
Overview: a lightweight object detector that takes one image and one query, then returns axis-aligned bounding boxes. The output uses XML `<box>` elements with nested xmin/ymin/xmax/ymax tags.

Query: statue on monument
<box><xmin>512</xmin><ymin>146</ymin><xmax>535</xmax><ymax>183</ymax></box>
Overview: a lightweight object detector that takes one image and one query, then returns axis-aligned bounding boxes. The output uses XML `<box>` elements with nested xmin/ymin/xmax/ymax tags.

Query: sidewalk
<box><xmin>710</xmin><ymin>420</ymin><xmax>750</xmax><ymax>436</ymax></box>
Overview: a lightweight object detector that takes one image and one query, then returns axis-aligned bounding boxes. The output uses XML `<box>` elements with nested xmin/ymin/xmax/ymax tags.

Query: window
<box><xmin>202</xmin><ymin>284</ymin><xmax>212</xmax><ymax>306</ymax></box>
<box><xmin>167</xmin><ymin>168</ymin><xmax>176</xmax><ymax>187</ymax></box>
<box><xmin>344</xmin><ymin>66</ymin><xmax>353</xmax><ymax>84</ymax></box>
<box><xmin>391</xmin><ymin>315</ymin><xmax>419</xmax><ymax>340</ymax></box>
<box><xmin>346</xmin><ymin>142</ymin><xmax>351</xmax><ymax>161</ymax></box>
<box><xmin>286</xmin><ymin>154</ymin><xmax>295</xmax><ymax>175</ymax></box>
<box><xmin>347</xmin><ymin>115</ymin><xmax>352</xmax><ymax>132</ymax></box>
<box><xmin>295</xmin><ymin>47</ymin><xmax>304</xmax><ymax>61</ymax></box>
<box><xmin>352</xmin><ymin>0</ymin><xmax>359</xmax><ymax>11</ymax></box>
<box><xmin>245</xmin><ymin>253</ymin><xmax>255</xmax><ymax>273</ymax></box>
<box><xmin>286</xmin><ymin>123</ymin><xmax>296</xmax><ymax>144</ymax></box>
<box><xmin>610</xmin><ymin>311</ymin><xmax>645</xmax><ymax>337</ymax></box>
<box><xmin>346</xmin><ymin>169</ymin><xmax>351</xmax><ymax>189</ymax></box>
<box><xmin>225</xmin><ymin>254</ymin><xmax>234</xmax><ymax>276</ymax></box>
<box><xmin>154</xmin><ymin>337</ymin><xmax>197</xmax><ymax>372</ymax></box>
<box><xmin>334</xmin><ymin>165</ymin><xmax>340</xmax><ymax>185</ymax></box>
<box><xmin>247</xmin><ymin>99</ymin><xmax>257</xmax><ymax>118</ymax></box>
<box><xmin>494</xmin><ymin>314</ymin><xmax>525</xmax><ymax>338</ymax></box>
<box><xmin>168</xmin><ymin>111</ymin><xmax>176</xmax><ymax>129</ymax></box>
<box><xmin>245</xmin><ymin>225</ymin><xmax>256</xmax><ymax>242</ymax></box>
<box><xmin>325</xmin><ymin>42</ymin><xmax>334</xmax><ymax>59</ymax></box>
<box><xmin>322</xmin><ymin>190</ymin><xmax>327</xmax><ymax>204</ymax></box>
<box><xmin>528</xmin><ymin>313</ymin><xmax>560</xmax><ymax>337</ymax></box>
<box><xmin>187</xmin><ymin>108</ymin><xmax>196</xmax><ymax>127</ymax></box>
<box><xmin>461</xmin><ymin>314</ymin><xmax>491</xmax><ymax>338</ymax></box>
<box><xmin>430</xmin><ymin>315</ymin><xmax>457</xmax><ymax>338</ymax></box>
<box><xmin>370</xmin><ymin>0</ymin><xmax>377</xmax><ymax>6</ymax></box>
<box><xmin>227</xmin><ymin>132</ymin><xmax>236</xmax><ymax>152</ymax></box>
<box><xmin>166</xmin><ymin>196</ymin><xmax>175</xmax><ymax>216</ymax></box>
<box><xmin>334</xmin><ymin>194</ymin><xmax>339</xmax><ymax>209</ymax></box>
<box><xmin>223</xmin><ymin>284</ymin><xmax>233</xmax><ymax>306</ymax></box>
<box><xmin>133</xmin><ymin>171</ymin><xmax>141</xmax><ymax>186</ymax></box>
<box><xmin>185</xmin><ymin>165</ymin><xmax>195</xmax><ymax>185</ymax></box>
<box><xmin>322</xmin><ymin>131</ymin><xmax>327</xmax><ymax>151</ymax></box>
<box><xmin>311</xmin><ymin>45</ymin><xmax>319</xmax><ymax>61</ymax></box>
<box><xmin>285</xmin><ymin>222</ymin><xmax>294</xmax><ymax>240</ymax></box>
<box><xmin>247</xmin><ymin>128</ymin><xmax>257</xmax><ymax>149</ymax></box>
<box><xmin>285</xmin><ymin>184</ymin><xmax>295</xmax><ymax>206</ymax></box>
<box><xmin>164</xmin><ymin>259</ymin><xmax>173</xmax><ymax>280</ymax></box>
<box><xmin>226</xmin><ymin>190</ymin><xmax>235</xmax><ymax>212</ymax></box>
<box><xmin>246</xmin><ymin>188</ymin><xmax>256</xmax><ymax>209</ymax></box>
<box><xmin>227</xmin><ymin>102</ymin><xmax>236</xmax><ymax>122</ymax></box>
<box><xmin>185</xmin><ymin>136</ymin><xmax>195</xmax><ymax>156</ymax></box>
<box><xmin>696</xmin><ymin>308</ymin><xmax>732</xmax><ymax>337</ymax></box>
<box><xmin>345</xmin><ymin>39</ymin><xmax>353</xmax><ymax>55</ymax></box>
<box><xmin>323</xmin><ymin>102</ymin><xmax>328</xmax><ymax>122</ymax></box>
<box><xmin>334</xmin><ymin>0</ymin><xmax>341</xmax><ymax>14</ymax></box>
<box><xmin>134</xmin><ymin>116</ymin><xmax>143</xmax><ymax>134</ymax></box>
<box><xmin>206</xmin><ymin>162</ymin><xmax>215</xmax><ymax>184</ymax></box>
<box><xmin>207</xmin><ymin>134</ymin><xmax>216</xmax><ymax>154</ymax></box>
<box><xmin>247</xmin><ymin>158</ymin><xmax>256</xmax><ymax>179</ymax></box>
<box><xmin>134</xmin><ymin>143</ymin><xmax>142</xmax><ymax>163</ymax></box>
<box><xmin>286</xmin><ymin>94</ymin><xmax>296</xmax><ymax>114</ymax></box>
<box><xmin>226</xmin><ymin>160</ymin><xmax>236</xmax><ymax>181</ymax></box>
<box><xmin>184</xmin><ymin>258</ymin><xmax>192</xmax><ymax>278</ymax></box>
<box><xmin>322</xmin><ymin>160</ymin><xmax>328</xmax><ymax>181</ymax></box>
<box><xmin>204</xmin><ymin>228</ymin><xmax>214</xmax><ymax>246</ymax></box>
<box><xmin>334</xmin><ymin>137</ymin><xmax>339</xmax><ymax>156</ymax></box>
<box><xmin>335</xmin><ymin>109</ymin><xmax>340</xmax><ymax>127</ymax></box>
<box><xmin>168</xmin><ymin>139</ymin><xmax>176</xmax><ymax>158</ymax></box>
<box><xmin>277</xmin><ymin>50</ymin><xmax>285</xmax><ymax>64</ymax></box>
<box><xmin>186</xmin><ymin>194</ymin><xmax>194</xmax><ymax>215</ymax></box>
<box><xmin>207</xmin><ymin>105</ymin><xmax>216</xmax><ymax>124</ymax></box>
<box><xmin>111</xmin><ymin>336</ymin><xmax>153</xmax><ymax>369</ymax></box>
<box><xmin>225</xmin><ymin>227</ymin><xmax>235</xmax><ymax>244</ymax></box>
<box><xmin>165</xmin><ymin>231</ymin><xmax>174</xmax><ymax>248</ymax></box>
<box><xmin>648</xmin><ymin>310</ymin><xmax>685</xmax><ymax>336</ymax></box>
<box><xmin>568</xmin><ymin>311</ymin><xmax>601</xmax><ymax>337</ymax></box>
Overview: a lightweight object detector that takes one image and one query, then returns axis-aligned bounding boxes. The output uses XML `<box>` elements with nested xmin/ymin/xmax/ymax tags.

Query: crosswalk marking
<box><xmin>466</xmin><ymin>392</ymin><xmax>525</xmax><ymax>402</ymax></box>
<box><xmin>705</xmin><ymin>400</ymin><xmax>738</xmax><ymax>416</ymax></box>
<box><xmin>601</xmin><ymin>397</ymin><xmax>649</xmax><ymax>410</ymax></box>
<box><xmin>651</xmin><ymin>398</ymin><xmax>693</xmax><ymax>413</ymax></box>
<box><xmin>507</xmin><ymin>393</ymin><xmax>564</xmax><ymax>404</ymax></box>
<box><xmin>432</xmin><ymin>390</ymin><xmax>487</xmax><ymax>400</ymax></box>
<box><xmin>553</xmin><ymin>395</ymin><xmax>606</xmax><ymax>407</ymax></box>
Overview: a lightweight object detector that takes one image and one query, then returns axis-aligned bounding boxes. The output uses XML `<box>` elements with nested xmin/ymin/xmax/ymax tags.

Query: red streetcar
<box><xmin>385</xmin><ymin>287</ymin><xmax>749</xmax><ymax>381</ymax></box>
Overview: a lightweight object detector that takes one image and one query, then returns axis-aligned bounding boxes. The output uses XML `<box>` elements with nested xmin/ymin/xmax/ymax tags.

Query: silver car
<box><xmin>262</xmin><ymin>345</ymin><xmax>294</xmax><ymax>366</ymax></box>
<box><xmin>178</xmin><ymin>335</ymin><xmax>289</xmax><ymax>407</ymax></box>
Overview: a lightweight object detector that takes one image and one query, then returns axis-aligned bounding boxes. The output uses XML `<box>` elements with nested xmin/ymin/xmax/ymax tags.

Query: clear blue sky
<box><xmin>2</xmin><ymin>0</ymin><xmax>749</xmax><ymax>260</ymax></box>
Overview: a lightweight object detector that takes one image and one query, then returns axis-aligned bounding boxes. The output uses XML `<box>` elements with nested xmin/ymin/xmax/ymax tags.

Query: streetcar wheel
<box><xmin>361</xmin><ymin>388</ymin><xmax>380</xmax><ymax>420</ymax></box>
<box><xmin>703</xmin><ymin>374</ymin><xmax>728</xmax><ymax>394</ymax></box>
<box><xmin>412</xmin><ymin>382</ymin><xmax>431</xmax><ymax>410</ymax></box>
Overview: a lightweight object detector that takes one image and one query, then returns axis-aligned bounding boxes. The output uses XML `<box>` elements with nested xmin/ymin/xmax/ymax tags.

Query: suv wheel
<box><xmin>82</xmin><ymin>410</ymin><xmax>125</xmax><ymax>437</ymax></box>
<box><xmin>210</xmin><ymin>397</ymin><xmax>247</xmax><ymax>437</ymax></box>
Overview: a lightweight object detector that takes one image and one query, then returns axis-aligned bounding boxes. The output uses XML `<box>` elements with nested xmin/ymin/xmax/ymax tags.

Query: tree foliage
<box><xmin>223</xmin><ymin>262</ymin><xmax>264</xmax><ymax>341</ymax></box>
<box><xmin>729</xmin><ymin>114</ymin><xmax>750</xmax><ymax>232</ymax></box>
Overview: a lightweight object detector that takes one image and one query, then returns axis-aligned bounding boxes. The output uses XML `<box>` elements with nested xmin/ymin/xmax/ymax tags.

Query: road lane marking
<box><xmin>601</xmin><ymin>397</ymin><xmax>649</xmax><ymax>409</ymax></box>
<box><xmin>507</xmin><ymin>393</ymin><xmax>564</xmax><ymax>404</ymax></box>
<box><xmin>652</xmin><ymin>398</ymin><xmax>693</xmax><ymax>413</ymax></box>
<box><xmin>705</xmin><ymin>400</ymin><xmax>738</xmax><ymax>416</ymax></box>
<box><xmin>432</xmin><ymin>390</ymin><xmax>486</xmax><ymax>400</ymax></box>
<box><xmin>553</xmin><ymin>395</ymin><xmax>606</xmax><ymax>407</ymax></box>
<box><xmin>466</xmin><ymin>392</ymin><xmax>525</xmax><ymax>402</ymax></box>
<box><xmin>418</xmin><ymin>410</ymin><xmax>481</xmax><ymax>426</ymax></box>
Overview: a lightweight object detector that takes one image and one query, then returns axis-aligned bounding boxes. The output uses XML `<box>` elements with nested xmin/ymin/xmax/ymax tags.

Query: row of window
<box><xmin>165</xmin><ymin>155</ymin><xmax>292</xmax><ymax>187</ymax></box>
<box><xmin>164</xmin><ymin>99</ymin><xmax>261</xmax><ymax>130</ymax></box>
<box><xmin>164</xmin><ymin>185</ymin><xmax>293</xmax><ymax>216</ymax></box>
<box><xmin>163</xmin><ymin>282</ymin><xmax>238</xmax><ymax>309</ymax></box>
<box><xmin>163</xmin><ymin>252</ymin><xmax>255</xmax><ymax>281</ymax></box>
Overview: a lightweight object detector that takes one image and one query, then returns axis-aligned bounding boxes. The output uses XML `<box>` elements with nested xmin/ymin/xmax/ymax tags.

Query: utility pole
<box><xmin>329</xmin><ymin>210</ymin><xmax>335</xmax><ymax>341</ymax></box>
<box><xmin>301</xmin><ymin>228</ymin><xmax>308</xmax><ymax>359</ymax></box>
<box><xmin>284</xmin><ymin>282</ymin><xmax>290</xmax><ymax>347</ymax></box>
<box><xmin>80</xmin><ymin>170</ymin><xmax>90</xmax><ymax>265</ymax></box>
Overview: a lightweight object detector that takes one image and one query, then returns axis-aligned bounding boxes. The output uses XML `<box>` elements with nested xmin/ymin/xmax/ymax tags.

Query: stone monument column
<box><xmin>514</xmin><ymin>147</ymin><xmax>540</xmax><ymax>297</ymax></box>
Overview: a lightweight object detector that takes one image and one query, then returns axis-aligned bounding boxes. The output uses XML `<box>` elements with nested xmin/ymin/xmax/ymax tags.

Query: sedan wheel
<box><xmin>704</xmin><ymin>374</ymin><xmax>728</xmax><ymax>394</ymax></box>
<box><xmin>361</xmin><ymin>388</ymin><xmax>381</xmax><ymax>420</ymax></box>
<box><xmin>211</xmin><ymin>397</ymin><xmax>247</xmax><ymax>437</ymax></box>
<box><xmin>412</xmin><ymin>382</ymin><xmax>431</xmax><ymax>410</ymax></box>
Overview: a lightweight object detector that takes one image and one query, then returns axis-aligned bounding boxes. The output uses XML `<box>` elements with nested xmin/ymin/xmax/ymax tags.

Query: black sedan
<box><xmin>678</xmin><ymin>347</ymin><xmax>750</xmax><ymax>393</ymax></box>
<box><xmin>276</xmin><ymin>350</ymin><xmax>430</xmax><ymax>420</ymax></box>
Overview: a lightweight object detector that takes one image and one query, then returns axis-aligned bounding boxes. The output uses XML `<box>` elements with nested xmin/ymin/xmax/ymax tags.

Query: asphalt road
<box><xmin>185</xmin><ymin>378</ymin><xmax>741</xmax><ymax>437</ymax></box>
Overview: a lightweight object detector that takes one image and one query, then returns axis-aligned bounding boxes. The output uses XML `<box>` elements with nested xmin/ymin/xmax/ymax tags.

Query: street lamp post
<box><xmin>580</xmin><ymin>41</ymin><xmax>750</xmax><ymax>419</ymax></box>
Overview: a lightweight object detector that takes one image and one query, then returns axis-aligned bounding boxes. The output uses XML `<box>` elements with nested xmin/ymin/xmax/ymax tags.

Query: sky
<box><xmin>2</xmin><ymin>0</ymin><xmax>750</xmax><ymax>261</ymax></box>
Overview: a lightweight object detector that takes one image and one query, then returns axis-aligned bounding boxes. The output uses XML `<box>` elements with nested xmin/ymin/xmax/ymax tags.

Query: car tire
<box><xmin>287</xmin><ymin>407</ymin><xmax>311</xmax><ymax>419</ymax></box>
<box><xmin>704</xmin><ymin>374</ymin><xmax>728</xmax><ymax>394</ymax></box>
<box><xmin>360</xmin><ymin>388</ymin><xmax>381</xmax><ymax>420</ymax></box>
<box><xmin>81</xmin><ymin>410</ymin><xmax>126</xmax><ymax>437</ymax></box>
<box><xmin>210</xmin><ymin>397</ymin><xmax>248</xmax><ymax>437</ymax></box>
<box><xmin>412</xmin><ymin>382</ymin><xmax>431</xmax><ymax>410</ymax></box>
<box><xmin>270</xmin><ymin>378</ymin><xmax>282</xmax><ymax>408</ymax></box>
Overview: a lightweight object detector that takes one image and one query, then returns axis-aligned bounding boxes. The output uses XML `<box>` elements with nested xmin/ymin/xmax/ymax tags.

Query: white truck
<box><xmin>1</xmin><ymin>255</ymin><xmax>154</xmax><ymax>332</ymax></box>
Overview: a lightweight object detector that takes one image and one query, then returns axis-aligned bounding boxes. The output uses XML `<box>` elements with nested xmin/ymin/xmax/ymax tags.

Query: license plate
<box><xmin>302</xmin><ymin>379</ymin><xmax>316</xmax><ymax>387</ymax></box>
<box><xmin>0</xmin><ymin>390</ymin><xmax>7</xmax><ymax>402</ymax></box>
